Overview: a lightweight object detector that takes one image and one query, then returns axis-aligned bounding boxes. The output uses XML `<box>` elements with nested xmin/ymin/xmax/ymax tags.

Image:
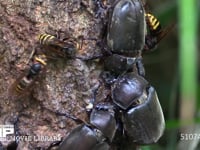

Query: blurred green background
<box><xmin>141</xmin><ymin>0</ymin><xmax>199</xmax><ymax>149</ymax></box>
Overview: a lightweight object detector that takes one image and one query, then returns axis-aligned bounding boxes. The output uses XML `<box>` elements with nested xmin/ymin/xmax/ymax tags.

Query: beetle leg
<box><xmin>95</xmin><ymin>102</ymin><xmax>115</xmax><ymax>111</ymax></box>
<box><xmin>56</xmin><ymin>111</ymin><xmax>85</xmax><ymax>124</ymax></box>
<box><xmin>75</xmin><ymin>53</ymin><xmax>104</xmax><ymax>61</ymax></box>
<box><xmin>93</xmin><ymin>0</ymin><xmax>109</xmax><ymax>19</ymax></box>
<box><xmin>86</xmin><ymin>82</ymin><xmax>101</xmax><ymax>111</ymax></box>
<box><xmin>136</xmin><ymin>57</ymin><xmax>145</xmax><ymax>77</ymax></box>
<box><xmin>100</xmin><ymin>71</ymin><xmax>117</xmax><ymax>85</ymax></box>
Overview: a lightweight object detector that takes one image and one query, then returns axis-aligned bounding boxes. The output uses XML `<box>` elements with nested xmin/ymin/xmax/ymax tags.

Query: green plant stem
<box><xmin>179</xmin><ymin>0</ymin><xmax>198</xmax><ymax>124</ymax></box>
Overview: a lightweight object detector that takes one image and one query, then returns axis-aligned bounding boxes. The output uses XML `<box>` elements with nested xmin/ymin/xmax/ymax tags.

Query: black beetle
<box><xmin>111</xmin><ymin>73</ymin><xmax>165</xmax><ymax>144</ymax></box>
<box><xmin>58</xmin><ymin>103</ymin><xmax>117</xmax><ymax>150</ymax></box>
<box><xmin>103</xmin><ymin>0</ymin><xmax>146</xmax><ymax>76</ymax></box>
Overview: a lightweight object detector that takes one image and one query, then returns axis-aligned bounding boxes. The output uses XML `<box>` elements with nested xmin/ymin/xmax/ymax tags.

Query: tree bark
<box><xmin>0</xmin><ymin>0</ymin><xmax>103</xmax><ymax>149</ymax></box>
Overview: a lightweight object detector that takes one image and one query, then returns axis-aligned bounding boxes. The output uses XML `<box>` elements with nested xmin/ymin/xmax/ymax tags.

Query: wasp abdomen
<box><xmin>145</xmin><ymin>13</ymin><xmax>161</xmax><ymax>35</ymax></box>
<box><xmin>9</xmin><ymin>54</ymin><xmax>47</xmax><ymax>101</ymax></box>
<box><xmin>38</xmin><ymin>34</ymin><xmax>56</xmax><ymax>45</ymax></box>
<box><xmin>15</xmin><ymin>77</ymin><xmax>32</xmax><ymax>93</ymax></box>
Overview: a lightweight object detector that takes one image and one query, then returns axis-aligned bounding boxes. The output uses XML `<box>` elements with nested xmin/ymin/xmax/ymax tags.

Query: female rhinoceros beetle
<box><xmin>111</xmin><ymin>73</ymin><xmax>165</xmax><ymax>144</ymax></box>
<box><xmin>103</xmin><ymin>0</ymin><xmax>146</xmax><ymax>77</ymax></box>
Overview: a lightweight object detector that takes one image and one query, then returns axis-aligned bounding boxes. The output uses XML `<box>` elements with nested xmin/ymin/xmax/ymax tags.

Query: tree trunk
<box><xmin>0</xmin><ymin>0</ymin><xmax>103</xmax><ymax>149</ymax></box>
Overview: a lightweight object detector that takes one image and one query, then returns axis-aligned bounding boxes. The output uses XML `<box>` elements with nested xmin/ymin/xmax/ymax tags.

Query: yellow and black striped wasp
<box><xmin>8</xmin><ymin>53</ymin><xmax>47</xmax><ymax>101</ymax></box>
<box><xmin>143</xmin><ymin>3</ymin><xmax>175</xmax><ymax>51</ymax></box>
<box><xmin>38</xmin><ymin>33</ymin><xmax>81</xmax><ymax>58</ymax></box>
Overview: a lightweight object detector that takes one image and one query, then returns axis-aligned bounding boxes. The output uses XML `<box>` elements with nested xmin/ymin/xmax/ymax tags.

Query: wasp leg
<box><xmin>144</xmin><ymin>34</ymin><xmax>158</xmax><ymax>51</ymax></box>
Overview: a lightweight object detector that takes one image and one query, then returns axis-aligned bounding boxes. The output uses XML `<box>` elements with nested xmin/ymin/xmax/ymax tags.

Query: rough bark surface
<box><xmin>0</xmin><ymin>0</ymin><xmax>106</xmax><ymax>149</ymax></box>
